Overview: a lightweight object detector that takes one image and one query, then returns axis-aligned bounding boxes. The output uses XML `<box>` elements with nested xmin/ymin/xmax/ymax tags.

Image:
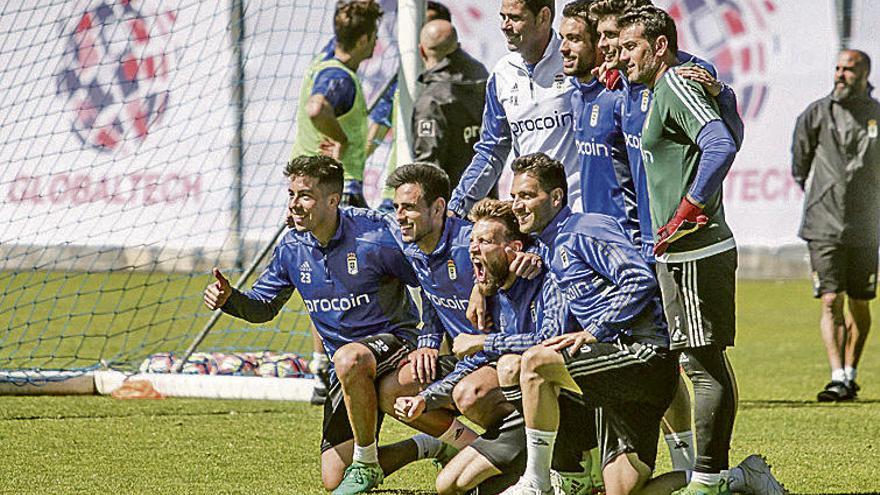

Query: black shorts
<box><xmin>320</xmin><ymin>333</ymin><xmax>414</xmax><ymax>452</ymax></box>
<box><xmin>563</xmin><ymin>341</ymin><xmax>678</xmax><ymax>471</ymax></box>
<box><xmin>808</xmin><ymin>240</ymin><xmax>878</xmax><ymax>300</ymax></box>
<box><xmin>656</xmin><ymin>248</ymin><xmax>737</xmax><ymax>350</ymax></box>
<box><xmin>470</xmin><ymin>410</ymin><xmax>526</xmax><ymax>473</ymax></box>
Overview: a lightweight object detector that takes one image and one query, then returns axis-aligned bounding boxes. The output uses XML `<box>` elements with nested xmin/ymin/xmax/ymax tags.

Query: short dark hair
<box><xmin>510</xmin><ymin>153</ymin><xmax>568</xmax><ymax>205</ymax></box>
<box><xmin>284</xmin><ymin>155</ymin><xmax>344</xmax><ymax>195</ymax></box>
<box><xmin>427</xmin><ymin>1</ymin><xmax>452</xmax><ymax>22</ymax></box>
<box><xmin>334</xmin><ymin>1</ymin><xmax>383</xmax><ymax>51</ymax></box>
<box><xmin>468</xmin><ymin>199</ymin><xmax>529</xmax><ymax>244</ymax></box>
<box><xmin>617</xmin><ymin>6</ymin><xmax>678</xmax><ymax>54</ymax></box>
<box><xmin>589</xmin><ymin>0</ymin><xmax>652</xmax><ymax>20</ymax></box>
<box><xmin>562</xmin><ymin>0</ymin><xmax>599</xmax><ymax>45</ymax></box>
<box><xmin>522</xmin><ymin>0</ymin><xmax>555</xmax><ymax>22</ymax></box>
<box><xmin>846</xmin><ymin>49</ymin><xmax>872</xmax><ymax>75</ymax></box>
<box><xmin>386</xmin><ymin>162</ymin><xmax>451</xmax><ymax>207</ymax></box>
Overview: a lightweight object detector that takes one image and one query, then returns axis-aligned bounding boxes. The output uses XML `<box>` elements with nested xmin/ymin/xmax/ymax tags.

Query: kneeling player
<box><xmin>396</xmin><ymin>200</ymin><xmax>563</xmax><ymax>494</ymax></box>
<box><xmin>206</xmin><ymin>156</ymin><xmax>425</xmax><ymax>494</ymax></box>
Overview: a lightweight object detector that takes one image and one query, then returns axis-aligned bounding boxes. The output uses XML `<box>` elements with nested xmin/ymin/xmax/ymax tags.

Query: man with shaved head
<box><xmin>793</xmin><ymin>49</ymin><xmax>880</xmax><ymax>403</ymax></box>
<box><xmin>411</xmin><ymin>18</ymin><xmax>489</xmax><ymax>189</ymax></box>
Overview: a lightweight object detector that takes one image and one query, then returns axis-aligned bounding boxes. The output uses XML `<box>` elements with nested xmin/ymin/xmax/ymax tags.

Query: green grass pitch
<box><xmin>1</xmin><ymin>280</ymin><xmax>878</xmax><ymax>494</ymax></box>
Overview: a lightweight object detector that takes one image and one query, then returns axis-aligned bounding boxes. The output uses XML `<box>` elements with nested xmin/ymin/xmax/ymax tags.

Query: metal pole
<box><xmin>231</xmin><ymin>0</ymin><xmax>246</xmax><ymax>270</ymax></box>
<box><xmin>836</xmin><ymin>0</ymin><xmax>853</xmax><ymax>50</ymax></box>
<box><xmin>173</xmin><ymin>223</ymin><xmax>287</xmax><ymax>373</ymax></box>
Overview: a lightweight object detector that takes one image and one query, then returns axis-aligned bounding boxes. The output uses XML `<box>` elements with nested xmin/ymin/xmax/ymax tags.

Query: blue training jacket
<box><xmin>221</xmin><ymin>207</ymin><xmax>420</xmax><ymax>357</ymax></box>
<box><xmin>552</xmin><ymin>212</ymin><xmax>668</xmax><ymax>348</ymax></box>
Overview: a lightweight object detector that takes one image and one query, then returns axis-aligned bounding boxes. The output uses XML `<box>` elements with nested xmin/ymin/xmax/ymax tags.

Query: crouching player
<box><xmin>205</xmin><ymin>156</ymin><xmax>426</xmax><ymax>494</ymax></box>
<box><xmin>395</xmin><ymin>199</ymin><xmax>566</xmax><ymax>494</ymax></box>
<box><xmin>503</xmin><ymin>153</ymin><xmax>679</xmax><ymax>495</ymax></box>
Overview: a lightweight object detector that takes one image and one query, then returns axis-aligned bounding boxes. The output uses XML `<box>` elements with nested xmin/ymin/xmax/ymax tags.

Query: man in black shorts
<box><xmin>792</xmin><ymin>48</ymin><xmax>880</xmax><ymax>401</ymax></box>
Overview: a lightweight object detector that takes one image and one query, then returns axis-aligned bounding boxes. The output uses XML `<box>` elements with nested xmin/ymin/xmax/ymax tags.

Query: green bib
<box><xmin>290</xmin><ymin>57</ymin><xmax>367</xmax><ymax>181</ymax></box>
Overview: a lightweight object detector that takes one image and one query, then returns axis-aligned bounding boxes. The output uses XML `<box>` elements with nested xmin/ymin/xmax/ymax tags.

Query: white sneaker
<box><xmin>500</xmin><ymin>477</ymin><xmax>552</xmax><ymax>495</ymax></box>
<box><xmin>728</xmin><ymin>455</ymin><xmax>787</xmax><ymax>495</ymax></box>
<box><xmin>549</xmin><ymin>469</ymin><xmax>593</xmax><ymax>495</ymax></box>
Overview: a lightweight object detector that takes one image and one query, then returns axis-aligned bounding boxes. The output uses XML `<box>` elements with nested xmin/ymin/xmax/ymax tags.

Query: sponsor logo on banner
<box><xmin>661</xmin><ymin>0</ymin><xmax>777</xmax><ymax>121</ymax></box>
<box><xmin>56</xmin><ymin>2</ymin><xmax>176</xmax><ymax>152</ymax></box>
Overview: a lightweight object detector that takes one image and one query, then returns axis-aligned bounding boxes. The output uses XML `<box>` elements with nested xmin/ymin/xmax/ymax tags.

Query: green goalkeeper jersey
<box><xmin>641</xmin><ymin>63</ymin><xmax>734</xmax><ymax>258</ymax></box>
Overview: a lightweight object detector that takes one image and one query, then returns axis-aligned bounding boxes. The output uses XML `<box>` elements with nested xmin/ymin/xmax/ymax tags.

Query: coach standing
<box><xmin>792</xmin><ymin>49</ymin><xmax>880</xmax><ymax>402</ymax></box>
<box><xmin>411</xmin><ymin>20</ymin><xmax>489</xmax><ymax>189</ymax></box>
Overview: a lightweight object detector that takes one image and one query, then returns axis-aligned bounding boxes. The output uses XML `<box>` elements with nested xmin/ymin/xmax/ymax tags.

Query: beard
<box><xmin>476</xmin><ymin>256</ymin><xmax>510</xmax><ymax>296</ymax></box>
<box><xmin>834</xmin><ymin>81</ymin><xmax>854</xmax><ymax>100</ymax></box>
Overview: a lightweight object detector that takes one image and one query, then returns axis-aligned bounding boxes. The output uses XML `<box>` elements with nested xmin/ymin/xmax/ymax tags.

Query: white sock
<box><xmin>437</xmin><ymin>419</ymin><xmax>479</xmax><ymax>450</ymax></box>
<box><xmin>522</xmin><ymin>428</ymin><xmax>556</xmax><ymax>490</ymax></box>
<box><xmin>692</xmin><ymin>471</ymin><xmax>722</xmax><ymax>486</ymax></box>
<box><xmin>411</xmin><ymin>433</ymin><xmax>443</xmax><ymax>459</ymax></box>
<box><xmin>844</xmin><ymin>366</ymin><xmax>857</xmax><ymax>382</ymax></box>
<box><xmin>831</xmin><ymin>368</ymin><xmax>846</xmax><ymax>383</ymax></box>
<box><xmin>665</xmin><ymin>431</ymin><xmax>695</xmax><ymax>471</ymax></box>
<box><xmin>352</xmin><ymin>442</ymin><xmax>378</xmax><ymax>465</ymax></box>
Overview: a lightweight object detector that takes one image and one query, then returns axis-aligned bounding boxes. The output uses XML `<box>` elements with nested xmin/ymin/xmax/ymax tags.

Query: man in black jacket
<box><xmin>792</xmin><ymin>49</ymin><xmax>880</xmax><ymax>402</ymax></box>
<box><xmin>412</xmin><ymin>19</ymin><xmax>490</xmax><ymax>189</ymax></box>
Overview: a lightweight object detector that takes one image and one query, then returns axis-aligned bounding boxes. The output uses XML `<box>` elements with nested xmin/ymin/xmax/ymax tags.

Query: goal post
<box><xmin>0</xmin><ymin>0</ymin><xmax>407</xmax><ymax>396</ymax></box>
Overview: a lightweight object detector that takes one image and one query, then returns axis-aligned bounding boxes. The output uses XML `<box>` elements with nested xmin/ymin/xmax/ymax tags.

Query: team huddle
<box><xmin>203</xmin><ymin>1</ymin><xmax>791</xmax><ymax>494</ymax></box>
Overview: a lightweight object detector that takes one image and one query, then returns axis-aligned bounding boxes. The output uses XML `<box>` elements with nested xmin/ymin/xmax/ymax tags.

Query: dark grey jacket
<box><xmin>792</xmin><ymin>90</ymin><xmax>880</xmax><ymax>245</ymax></box>
<box><xmin>411</xmin><ymin>47</ymin><xmax>488</xmax><ymax>187</ymax></box>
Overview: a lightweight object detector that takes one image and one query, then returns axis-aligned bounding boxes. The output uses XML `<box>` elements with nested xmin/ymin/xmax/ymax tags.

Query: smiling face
<box><xmin>618</xmin><ymin>23</ymin><xmax>660</xmax><ymax>86</ymax></box>
<box><xmin>560</xmin><ymin>16</ymin><xmax>599</xmax><ymax>79</ymax></box>
<box><xmin>510</xmin><ymin>172</ymin><xmax>562</xmax><ymax>235</ymax></box>
<box><xmin>469</xmin><ymin>218</ymin><xmax>516</xmax><ymax>296</ymax></box>
<box><xmin>499</xmin><ymin>0</ymin><xmax>545</xmax><ymax>54</ymax></box>
<box><xmin>596</xmin><ymin>15</ymin><xmax>622</xmax><ymax>67</ymax></box>
<box><xmin>286</xmin><ymin>174</ymin><xmax>338</xmax><ymax>234</ymax></box>
<box><xmin>393</xmin><ymin>182</ymin><xmax>442</xmax><ymax>247</ymax></box>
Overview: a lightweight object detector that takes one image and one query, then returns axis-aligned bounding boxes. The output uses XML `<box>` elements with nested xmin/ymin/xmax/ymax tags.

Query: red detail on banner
<box><xmin>76</xmin><ymin>32</ymin><xmax>99</xmax><ymax>70</ymax></box>
<box><xmin>77</xmin><ymin>13</ymin><xmax>92</xmax><ymax>33</ymax></box>
<box><xmin>667</xmin><ymin>3</ymin><xmax>683</xmax><ymax>23</ymax></box>
<box><xmin>758</xmin><ymin>43</ymin><xmax>766</xmax><ymax>72</ymax></box>
<box><xmin>127</xmin><ymin>101</ymin><xmax>148</xmax><ymax>138</ymax></box>
<box><xmin>122</xmin><ymin>55</ymin><xmax>138</xmax><ymax>81</ymax></box>
<box><xmin>723</xmin><ymin>9</ymin><xmax>745</xmax><ymax>35</ymax></box>
<box><xmin>7</xmin><ymin>174</ymin><xmax>203</xmax><ymax>206</ymax></box>
<box><xmin>96</xmin><ymin>128</ymin><xmax>119</xmax><ymax>149</ymax></box>
<box><xmin>724</xmin><ymin>168</ymin><xmax>802</xmax><ymax>202</ymax></box>
<box><xmin>466</xmin><ymin>7</ymin><xmax>481</xmax><ymax>20</ymax></box>
<box><xmin>130</xmin><ymin>18</ymin><xmax>149</xmax><ymax>44</ymax></box>
<box><xmin>740</xmin><ymin>47</ymin><xmax>751</xmax><ymax>72</ymax></box>
<box><xmin>715</xmin><ymin>47</ymin><xmax>734</xmax><ymax>74</ymax></box>
<box><xmin>764</xmin><ymin>0</ymin><xmax>776</xmax><ymax>12</ymax></box>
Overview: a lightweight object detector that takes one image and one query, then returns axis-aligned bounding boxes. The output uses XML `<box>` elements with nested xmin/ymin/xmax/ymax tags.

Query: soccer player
<box><xmin>205</xmin><ymin>155</ymin><xmax>423</xmax><ymax>494</ymax></box>
<box><xmin>396</xmin><ymin>198</ymin><xmax>564</xmax><ymax>494</ymax></box>
<box><xmin>588</xmin><ymin>0</ymin><xmax>750</xmax><ymax>475</ymax></box>
<box><xmin>617</xmin><ymin>7</ymin><xmax>746</xmax><ymax>495</ymax></box>
<box><xmin>290</xmin><ymin>0</ymin><xmax>382</xmax><ymax>208</ymax></box>
<box><xmin>502</xmin><ymin>152</ymin><xmax>678</xmax><ymax>495</ymax></box>
<box><xmin>447</xmin><ymin>0</ymin><xmax>582</xmax><ymax>217</ymax></box>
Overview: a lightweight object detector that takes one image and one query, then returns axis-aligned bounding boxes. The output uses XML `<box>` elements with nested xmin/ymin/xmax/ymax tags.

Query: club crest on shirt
<box><xmin>641</xmin><ymin>89</ymin><xmax>650</xmax><ymax>112</ymax></box>
<box><xmin>554</xmin><ymin>73</ymin><xmax>566</xmax><ymax>91</ymax></box>
<box><xmin>447</xmin><ymin>259</ymin><xmax>458</xmax><ymax>280</ymax></box>
<box><xmin>530</xmin><ymin>301</ymin><xmax>537</xmax><ymax>322</ymax></box>
<box><xmin>868</xmin><ymin>119</ymin><xmax>878</xmax><ymax>138</ymax></box>
<box><xmin>418</xmin><ymin>119</ymin><xmax>436</xmax><ymax>138</ymax></box>
<box><xmin>559</xmin><ymin>247</ymin><xmax>570</xmax><ymax>268</ymax></box>
<box><xmin>347</xmin><ymin>252</ymin><xmax>358</xmax><ymax>275</ymax></box>
<box><xmin>590</xmin><ymin>105</ymin><xmax>600</xmax><ymax>127</ymax></box>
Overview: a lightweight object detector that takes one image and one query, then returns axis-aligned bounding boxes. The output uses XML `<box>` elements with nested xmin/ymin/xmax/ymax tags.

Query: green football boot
<box><xmin>550</xmin><ymin>468</ymin><xmax>595</xmax><ymax>495</ymax></box>
<box><xmin>431</xmin><ymin>442</ymin><xmax>460</xmax><ymax>470</ymax></box>
<box><xmin>332</xmin><ymin>461</ymin><xmax>384</xmax><ymax>495</ymax></box>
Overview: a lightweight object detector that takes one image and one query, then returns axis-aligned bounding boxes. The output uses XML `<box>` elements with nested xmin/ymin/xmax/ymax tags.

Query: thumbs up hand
<box><xmin>204</xmin><ymin>267</ymin><xmax>232</xmax><ymax>310</ymax></box>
